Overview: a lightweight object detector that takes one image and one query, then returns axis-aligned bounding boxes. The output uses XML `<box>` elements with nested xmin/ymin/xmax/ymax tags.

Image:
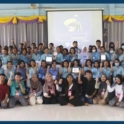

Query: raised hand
<box><xmin>106</xmin><ymin>80</ymin><xmax>110</xmax><ymax>85</ymax></box>
<box><xmin>96</xmin><ymin>77</ymin><xmax>99</xmax><ymax>83</ymax></box>
<box><xmin>59</xmin><ymin>79</ymin><xmax>63</xmax><ymax>84</ymax></box>
<box><xmin>110</xmin><ymin>61</ymin><xmax>113</xmax><ymax>66</ymax></box>
<box><xmin>54</xmin><ymin>80</ymin><xmax>58</xmax><ymax>85</ymax></box>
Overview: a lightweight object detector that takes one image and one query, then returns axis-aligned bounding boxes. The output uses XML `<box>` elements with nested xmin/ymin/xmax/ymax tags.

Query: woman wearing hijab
<box><xmin>43</xmin><ymin>73</ymin><xmax>59</xmax><ymax>104</ymax></box>
<box><xmin>94</xmin><ymin>75</ymin><xmax>108</xmax><ymax>105</ymax></box>
<box><xmin>78</xmin><ymin>47</ymin><xmax>91</xmax><ymax>67</ymax></box>
<box><xmin>27</xmin><ymin>74</ymin><xmax>43</xmax><ymax>105</ymax></box>
<box><xmin>58</xmin><ymin>74</ymin><xmax>84</xmax><ymax>107</ymax></box>
<box><xmin>106</xmin><ymin>74</ymin><xmax>124</xmax><ymax>108</ymax></box>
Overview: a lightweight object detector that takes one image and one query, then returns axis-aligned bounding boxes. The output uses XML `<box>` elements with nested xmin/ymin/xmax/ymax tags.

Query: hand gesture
<box><xmin>11</xmin><ymin>39</ymin><xmax>14</xmax><ymax>43</ymax></box>
<box><xmin>59</xmin><ymin>79</ymin><xmax>63</xmax><ymax>84</ymax></box>
<box><xmin>100</xmin><ymin>63</ymin><xmax>102</xmax><ymax>67</ymax></box>
<box><xmin>47</xmin><ymin>65</ymin><xmax>50</xmax><ymax>69</ymax></box>
<box><xmin>106</xmin><ymin>80</ymin><xmax>110</xmax><ymax>85</ymax></box>
<box><xmin>10</xmin><ymin>71</ymin><xmax>13</xmax><ymax>77</ymax></box>
<box><xmin>96</xmin><ymin>77</ymin><xmax>99</xmax><ymax>83</ymax></box>
<box><xmin>54</xmin><ymin>80</ymin><xmax>58</xmax><ymax>85</ymax></box>
<box><xmin>110</xmin><ymin>61</ymin><xmax>113</xmax><ymax>66</ymax></box>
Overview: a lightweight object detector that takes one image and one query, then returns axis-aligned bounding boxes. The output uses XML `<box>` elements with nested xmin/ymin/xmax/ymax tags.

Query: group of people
<box><xmin>0</xmin><ymin>39</ymin><xmax>124</xmax><ymax>109</ymax></box>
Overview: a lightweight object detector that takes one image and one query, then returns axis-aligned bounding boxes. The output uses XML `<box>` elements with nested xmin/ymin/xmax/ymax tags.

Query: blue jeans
<box><xmin>81</xmin><ymin>96</ymin><xmax>93</xmax><ymax>104</ymax></box>
<box><xmin>0</xmin><ymin>101</ymin><xmax>7</xmax><ymax>109</ymax></box>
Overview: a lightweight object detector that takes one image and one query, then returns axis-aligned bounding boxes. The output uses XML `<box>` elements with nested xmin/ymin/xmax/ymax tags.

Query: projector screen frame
<box><xmin>46</xmin><ymin>9</ymin><xmax>104</xmax><ymax>47</ymax></box>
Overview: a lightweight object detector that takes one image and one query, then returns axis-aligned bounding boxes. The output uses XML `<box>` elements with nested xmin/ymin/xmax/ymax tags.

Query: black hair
<box><xmin>94</xmin><ymin>60</ymin><xmax>100</xmax><ymax>68</ymax></box>
<box><xmin>69</xmin><ymin>47</ymin><xmax>76</xmax><ymax>54</ymax></box>
<box><xmin>72</xmin><ymin>59</ymin><xmax>80</xmax><ymax>67</ymax></box>
<box><xmin>0</xmin><ymin>73</ymin><xmax>6</xmax><ymax>77</ymax></box>
<box><xmin>92</xmin><ymin>45</ymin><xmax>97</xmax><ymax>52</ymax></box>
<box><xmin>49</xmin><ymin>43</ymin><xmax>54</xmax><ymax>46</ymax></box>
<box><xmin>63</xmin><ymin>48</ymin><xmax>68</xmax><ymax>54</ymax></box>
<box><xmin>62</xmin><ymin>60</ymin><xmax>69</xmax><ymax>67</ymax></box>
<box><xmin>103</xmin><ymin>60</ymin><xmax>110</xmax><ymax>67</ymax></box>
<box><xmin>7</xmin><ymin>61</ymin><xmax>12</xmax><ymax>64</ymax></box>
<box><xmin>51</xmin><ymin>60</ymin><xmax>57</xmax><ymax>65</ymax></box>
<box><xmin>73</xmin><ymin>41</ymin><xmax>77</xmax><ymax>44</ymax></box>
<box><xmin>15</xmin><ymin>72</ymin><xmax>21</xmax><ymax>77</ymax></box>
<box><xmin>116</xmin><ymin>74</ymin><xmax>122</xmax><ymax>84</ymax></box>
<box><xmin>96</xmin><ymin>40</ymin><xmax>101</xmax><ymax>43</ymax></box>
<box><xmin>18</xmin><ymin>60</ymin><xmax>25</xmax><ymax>67</ymax></box>
<box><xmin>109</xmin><ymin>42</ymin><xmax>115</xmax><ymax>48</ymax></box>
<box><xmin>85</xmin><ymin>59</ymin><xmax>92</xmax><ymax>67</ymax></box>
<box><xmin>85</xmin><ymin>70</ymin><xmax>92</xmax><ymax>75</ymax></box>
<box><xmin>39</xmin><ymin>43</ymin><xmax>43</xmax><ymax>46</ymax></box>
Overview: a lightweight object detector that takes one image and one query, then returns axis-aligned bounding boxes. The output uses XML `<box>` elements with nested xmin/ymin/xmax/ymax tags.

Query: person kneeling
<box><xmin>94</xmin><ymin>75</ymin><xmax>108</xmax><ymax>105</ymax></box>
<box><xmin>106</xmin><ymin>74</ymin><xmax>124</xmax><ymax>108</ymax></box>
<box><xmin>43</xmin><ymin>73</ymin><xmax>58</xmax><ymax>104</ymax></box>
<box><xmin>0</xmin><ymin>74</ymin><xmax>9</xmax><ymax>109</ymax></box>
<box><xmin>27</xmin><ymin>74</ymin><xmax>43</xmax><ymax>105</ymax></box>
<box><xmin>7</xmin><ymin>72</ymin><xmax>28</xmax><ymax>108</ymax></box>
<box><xmin>58</xmin><ymin>74</ymin><xmax>84</xmax><ymax>107</ymax></box>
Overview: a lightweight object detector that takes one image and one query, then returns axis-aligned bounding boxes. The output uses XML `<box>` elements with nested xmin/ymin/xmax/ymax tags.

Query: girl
<box><xmin>100</xmin><ymin>46</ymin><xmax>109</xmax><ymax>61</ymax></box>
<box><xmin>71</xmin><ymin>59</ymin><xmax>81</xmax><ymax>81</ymax></box>
<box><xmin>91</xmin><ymin>61</ymin><xmax>100</xmax><ymax>79</ymax></box>
<box><xmin>84</xmin><ymin>59</ymin><xmax>92</xmax><ymax>73</ymax></box>
<box><xmin>18</xmin><ymin>48</ymin><xmax>30</xmax><ymax>64</ymax></box>
<box><xmin>27</xmin><ymin>60</ymin><xmax>38</xmax><ymax>78</ymax></box>
<box><xmin>107</xmin><ymin>74</ymin><xmax>124</xmax><ymax>108</ymax></box>
<box><xmin>27</xmin><ymin>74</ymin><xmax>43</xmax><ymax>106</ymax></box>
<box><xmin>0</xmin><ymin>60</ymin><xmax>4</xmax><ymax>74</ymax></box>
<box><xmin>94</xmin><ymin>75</ymin><xmax>108</xmax><ymax>105</ymax></box>
<box><xmin>59</xmin><ymin>60</ymin><xmax>71</xmax><ymax>81</ymax></box>
<box><xmin>107</xmin><ymin>42</ymin><xmax>115</xmax><ymax>54</ymax></box>
<box><xmin>91</xmin><ymin>46</ymin><xmax>100</xmax><ymax>62</ymax></box>
<box><xmin>1</xmin><ymin>48</ymin><xmax>10</xmax><ymax>66</ymax></box>
<box><xmin>4</xmin><ymin>61</ymin><xmax>16</xmax><ymax>80</ymax></box>
<box><xmin>78</xmin><ymin>47</ymin><xmax>90</xmax><ymax>66</ymax></box>
<box><xmin>108</xmin><ymin>47</ymin><xmax>117</xmax><ymax>62</ymax></box>
<box><xmin>10</xmin><ymin>47</ymin><xmax>18</xmax><ymax>66</ymax></box>
<box><xmin>62</xmin><ymin>48</ymin><xmax>69</xmax><ymax>61</ymax></box>
<box><xmin>38</xmin><ymin>60</ymin><xmax>47</xmax><ymax>86</ymax></box>
<box><xmin>43</xmin><ymin>73</ymin><xmax>58</xmax><ymax>104</ymax></box>
<box><xmin>100</xmin><ymin>60</ymin><xmax>112</xmax><ymax>80</ymax></box>
<box><xmin>48</xmin><ymin>60</ymin><xmax>59</xmax><ymax>81</ymax></box>
<box><xmin>117</xmin><ymin>48</ymin><xmax>124</xmax><ymax>68</ymax></box>
<box><xmin>58</xmin><ymin>74</ymin><xmax>84</xmax><ymax>106</ymax></box>
<box><xmin>69</xmin><ymin>47</ymin><xmax>77</xmax><ymax>63</ymax></box>
<box><xmin>55</xmin><ymin>46</ymin><xmax>63</xmax><ymax>64</ymax></box>
<box><xmin>110</xmin><ymin>59</ymin><xmax>124</xmax><ymax>80</ymax></box>
<box><xmin>32</xmin><ymin>47</ymin><xmax>41</xmax><ymax>61</ymax></box>
<box><xmin>16</xmin><ymin>60</ymin><xmax>27</xmax><ymax>82</ymax></box>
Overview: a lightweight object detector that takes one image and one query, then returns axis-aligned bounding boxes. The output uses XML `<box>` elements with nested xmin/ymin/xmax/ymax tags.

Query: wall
<box><xmin>0</xmin><ymin>4</ymin><xmax>124</xmax><ymax>16</ymax></box>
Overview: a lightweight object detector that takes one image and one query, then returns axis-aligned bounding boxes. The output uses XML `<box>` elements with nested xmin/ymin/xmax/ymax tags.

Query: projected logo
<box><xmin>64</xmin><ymin>18</ymin><xmax>82</xmax><ymax>32</ymax></box>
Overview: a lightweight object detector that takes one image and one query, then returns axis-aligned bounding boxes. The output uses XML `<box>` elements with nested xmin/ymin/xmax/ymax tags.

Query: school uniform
<box><xmin>91</xmin><ymin>67</ymin><xmax>100</xmax><ymax>79</ymax></box>
<box><xmin>18</xmin><ymin>68</ymin><xmax>26</xmax><ymax>80</ymax></box>
<box><xmin>81</xmin><ymin>77</ymin><xmax>97</xmax><ymax>104</ymax></box>
<box><xmin>58</xmin><ymin>83</ymin><xmax>84</xmax><ymax>106</ymax></box>
<box><xmin>28</xmin><ymin>67</ymin><xmax>36</xmax><ymax>77</ymax></box>
<box><xmin>113</xmin><ymin>66</ymin><xmax>124</xmax><ymax>77</ymax></box>
<box><xmin>75</xmin><ymin>47</ymin><xmax>81</xmax><ymax>53</ymax></box>
<box><xmin>32</xmin><ymin>53</ymin><xmax>41</xmax><ymax>61</ymax></box>
<box><xmin>38</xmin><ymin>67</ymin><xmax>47</xmax><ymax>86</ymax></box>
<box><xmin>101</xmin><ymin>67</ymin><xmax>112</xmax><ymax>79</ymax></box>
<box><xmin>40</xmin><ymin>54</ymin><xmax>53</xmax><ymax>62</ymax></box>
<box><xmin>109</xmin><ymin>53</ymin><xmax>117</xmax><ymax>62</ymax></box>
<box><xmin>18</xmin><ymin>54</ymin><xmax>30</xmax><ymax>64</ymax></box>
<box><xmin>69</xmin><ymin>54</ymin><xmax>77</xmax><ymax>62</ymax></box>
<box><xmin>118</xmin><ymin>54</ymin><xmax>124</xmax><ymax>68</ymax></box>
<box><xmin>11</xmin><ymin>54</ymin><xmax>18</xmax><ymax>66</ymax></box>
<box><xmin>1</xmin><ymin>55</ymin><xmax>10</xmax><ymax>65</ymax></box>
<box><xmin>61</xmin><ymin>67</ymin><xmax>69</xmax><ymax>79</ymax></box>
<box><xmin>9</xmin><ymin>81</ymin><xmax>28</xmax><ymax>108</ymax></box>
<box><xmin>48</xmin><ymin>67</ymin><xmax>59</xmax><ymax>80</ymax></box>
<box><xmin>38</xmin><ymin>50</ymin><xmax>44</xmax><ymax>55</ymax></box>
<box><xmin>0</xmin><ymin>67</ymin><xmax>4</xmax><ymax>74</ymax></box>
<box><xmin>107</xmin><ymin>83</ymin><xmax>124</xmax><ymax>108</ymax></box>
<box><xmin>91</xmin><ymin>52</ymin><xmax>100</xmax><ymax>62</ymax></box>
<box><xmin>63</xmin><ymin>55</ymin><xmax>70</xmax><ymax>62</ymax></box>
<box><xmin>56</xmin><ymin>53</ymin><xmax>63</xmax><ymax>64</ymax></box>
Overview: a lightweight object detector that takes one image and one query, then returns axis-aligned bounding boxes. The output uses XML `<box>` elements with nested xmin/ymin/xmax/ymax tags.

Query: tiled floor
<box><xmin>0</xmin><ymin>104</ymin><xmax>124</xmax><ymax>121</ymax></box>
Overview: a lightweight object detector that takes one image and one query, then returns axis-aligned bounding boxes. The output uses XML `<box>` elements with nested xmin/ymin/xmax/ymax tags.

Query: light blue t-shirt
<box><xmin>40</xmin><ymin>54</ymin><xmax>53</xmax><ymax>62</ymax></box>
<box><xmin>91</xmin><ymin>52</ymin><xmax>100</xmax><ymax>62</ymax></box>
<box><xmin>32</xmin><ymin>53</ymin><xmax>41</xmax><ymax>61</ymax></box>
<box><xmin>61</xmin><ymin>67</ymin><xmax>69</xmax><ymax>78</ymax></box>
<box><xmin>63</xmin><ymin>55</ymin><xmax>70</xmax><ymax>61</ymax></box>
<box><xmin>56</xmin><ymin>53</ymin><xmax>63</xmax><ymax>63</ymax></box>
<box><xmin>1</xmin><ymin>55</ymin><xmax>10</xmax><ymax>65</ymax></box>
<box><xmin>38</xmin><ymin>67</ymin><xmax>46</xmax><ymax>79</ymax></box>
<box><xmin>101</xmin><ymin>67</ymin><xmax>112</xmax><ymax>79</ymax></box>
<box><xmin>18</xmin><ymin>54</ymin><xmax>30</xmax><ymax>64</ymax></box>
<box><xmin>11</xmin><ymin>54</ymin><xmax>18</xmax><ymax>65</ymax></box>
<box><xmin>0</xmin><ymin>67</ymin><xmax>4</xmax><ymax>74</ymax></box>
<box><xmin>49</xmin><ymin>67</ymin><xmax>59</xmax><ymax>80</ymax></box>
<box><xmin>28</xmin><ymin>67</ymin><xmax>36</xmax><ymax>77</ymax></box>
<box><xmin>113</xmin><ymin>66</ymin><xmax>124</xmax><ymax>77</ymax></box>
<box><xmin>109</xmin><ymin>53</ymin><xmax>117</xmax><ymax>62</ymax></box>
<box><xmin>69</xmin><ymin>54</ymin><xmax>77</xmax><ymax>62</ymax></box>
<box><xmin>91</xmin><ymin>67</ymin><xmax>100</xmax><ymax>78</ymax></box>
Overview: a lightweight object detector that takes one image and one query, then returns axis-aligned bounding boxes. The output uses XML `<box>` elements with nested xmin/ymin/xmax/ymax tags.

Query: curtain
<box><xmin>0</xmin><ymin>22</ymin><xmax>47</xmax><ymax>48</ymax></box>
<box><xmin>0</xmin><ymin>21</ymin><xmax>124</xmax><ymax>48</ymax></box>
<box><xmin>104</xmin><ymin>21</ymin><xmax>124</xmax><ymax>47</ymax></box>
